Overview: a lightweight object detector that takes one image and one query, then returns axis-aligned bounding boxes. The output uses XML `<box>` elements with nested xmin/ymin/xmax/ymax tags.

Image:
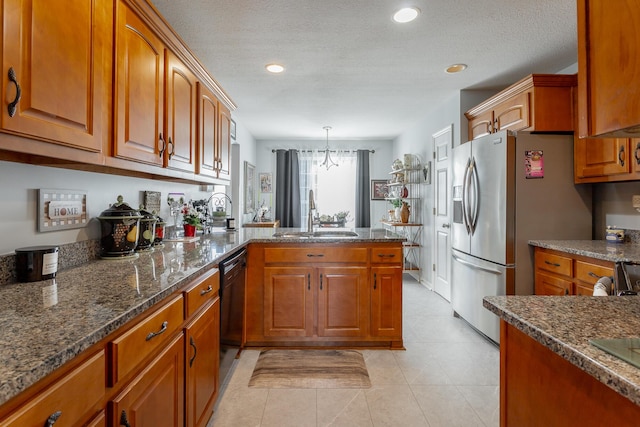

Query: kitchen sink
<box><xmin>590</xmin><ymin>337</ymin><xmax>640</xmax><ymax>369</ymax></box>
<box><xmin>272</xmin><ymin>230</ymin><xmax>359</xmax><ymax>238</ymax></box>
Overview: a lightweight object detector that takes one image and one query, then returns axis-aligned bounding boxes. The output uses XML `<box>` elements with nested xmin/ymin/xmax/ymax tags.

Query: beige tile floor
<box><xmin>209</xmin><ymin>275</ymin><xmax>500</xmax><ymax>426</ymax></box>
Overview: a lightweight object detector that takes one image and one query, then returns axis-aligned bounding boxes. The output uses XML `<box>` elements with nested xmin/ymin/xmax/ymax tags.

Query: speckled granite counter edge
<box><xmin>529</xmin><ymin>239</ymin><xmax>640</xmax><ymax>263</ymax></box>
<box><xmin>483</xmin><ymin>297</ymin><xmax>640</xmax><ymax>406</ymax></box>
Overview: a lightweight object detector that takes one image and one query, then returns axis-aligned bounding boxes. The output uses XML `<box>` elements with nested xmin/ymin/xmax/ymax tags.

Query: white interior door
<box><xmin>432</xmin><ymin>125</ymin><xmax>453</xmax><ymax>301</ymax></box>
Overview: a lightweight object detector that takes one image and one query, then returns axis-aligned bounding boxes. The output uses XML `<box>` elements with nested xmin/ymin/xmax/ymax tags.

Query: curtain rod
<box><xmin>271</xmin><ymin>149</ymin><xmax>375</xmax><ymax>153</ymax></box>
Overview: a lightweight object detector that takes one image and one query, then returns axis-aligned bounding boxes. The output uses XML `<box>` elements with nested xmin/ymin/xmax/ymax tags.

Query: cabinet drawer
<box><xmin>1</xmin><ymin>351</ymin><xmax>105</xmax><ymax>427</ymax></box>
<box><xmin>264</xmin><ymin>247</ymin><xmax>368</xmax><ymax>264</ymax></box>
<box><xmin>184</xmin><ymin>268</ymin><xmax>220</xmax><ymax>318</ymax></box>
<box><xmin>575</xmin><ymin>261</ymin><xmax>614</xmax><ymax>285</ymax></box>
<box><xmin>371</xmin><ymin>247</ymin><xmax>403</xmax><ymax>264</ymax></box>
<box><xmin>109</xmin><ymin>294</ymin><xmax>184</xmax><ymax>385</ymax></box>
<box><xmin>535</xmin><ymin>272</ymin><xmax>573</xmax><ymax>296</ymax></box>
<box><xmin>535</xmin><ymin>250</ymin><xmax>572</xmax><ymax>277</ymax></box>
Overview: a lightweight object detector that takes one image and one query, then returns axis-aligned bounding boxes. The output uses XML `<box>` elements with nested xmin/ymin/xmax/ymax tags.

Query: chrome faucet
<box><xmin>307</xmin><ymin>189</ymin><xmax>316</xmax><ymax>232</ymax></box>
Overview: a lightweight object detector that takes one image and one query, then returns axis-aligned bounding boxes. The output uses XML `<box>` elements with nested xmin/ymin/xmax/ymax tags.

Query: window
<box><xmin>299</xmin><ymin>151</ymin><xmax>356</xmax><ymax>228</ymax></box>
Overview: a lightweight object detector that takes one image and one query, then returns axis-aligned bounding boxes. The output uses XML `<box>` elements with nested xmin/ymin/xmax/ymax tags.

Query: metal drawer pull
<box><xmin>200</xmin><ymin>285</ymin><xmax>213</xmax><ymax>295</ymax></box>
<box><xmin>307</xmin><ymin>273</ymin><xmax>311</xmax><ymax>290</ymax></box>
<box><xmin>168</xmin><ymin>137</ymin><xmax>175</xmax><ymax>159</ymax></box>
<box><xmin>159</xmin><ymin>133</ymin><xmax>166</xmax><ymax>157</ymax></box>
<box><xmin>46</xmin><ymin>411</ymin><xmax>62</xmax><ymax>426</ymax></box>
<box><xmin>320</xmin><ymin>273</ymin><xmax>323</xmax><ymax>290</ymax></box>
<box><xmin>7</xmin><ymin>67</ymin><xmax>21</xmax><ymax>117</ymax></box>
<box><xmin>374</xmin><ymin>273</ymin><xmax>377</xmax><ymax>290</ymax></box>
<box><xmin>189</xmin><ymin>336</ymin><xmax>197</xmax><ymax>367</ymax></box>
<box><xmin>120</xmin><ymin>410</ymin><xmax>131</xmax><ymax>427</ymax></box>
<box><xmin>588</xmin><ymin>272</ymin><xmax>603</xmax><ymax>279</ymax></box>
<box><xmin>635</xmin><ymin>141</ymin><xmax>640</xmax><ymax>165</ymax></box>
<box><xmin>377</xmin><ymin>254</ymin><xmax>396</xmax><ymax>258</ymax></box>
<box><xmin>544</xmin><ymin>260</ymin><xmax>561</xmax><ymax>267</ymax></box>
<box><xmin>145</xmin><ymin>321</ymin><xmax>168</xmax><ymax>341</ymax></box>
<box><xmin>306</xmin><ymin>254</ymin><xmax>324</xmax><ymax>257</ymax></box>
<box><xmin>619</xmin><ymin>144</ymin><xmax>625</xmax><ymax>166</ymax></box>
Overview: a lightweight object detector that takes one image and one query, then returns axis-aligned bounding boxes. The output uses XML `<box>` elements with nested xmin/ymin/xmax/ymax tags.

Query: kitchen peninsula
<box><xmin>0</xmin><ymin>228</ymin><xmax>404</xmax><ymax>426</ymax></box>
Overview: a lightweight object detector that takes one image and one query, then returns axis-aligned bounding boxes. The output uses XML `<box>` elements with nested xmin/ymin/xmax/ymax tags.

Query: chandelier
<box><xmin>320</xmin><ymin>126</ymin><xmax>338</xmax><ymax>170</ymax></box>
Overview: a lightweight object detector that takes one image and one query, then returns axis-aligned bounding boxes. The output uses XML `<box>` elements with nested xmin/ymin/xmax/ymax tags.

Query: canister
<box><xmin>15</xmin><ymin>245</ymin><xmax>59</xmax><ymax>282</ymax></box>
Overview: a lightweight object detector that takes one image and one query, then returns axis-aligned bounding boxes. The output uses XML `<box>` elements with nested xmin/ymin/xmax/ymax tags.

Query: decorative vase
<box><xmin>394</xmin><ymin>207</ymin><xmax>402</xmax><ymax>222</ymax></box>
<box><xmin>400</xmin><ymin>202</ymin><xmax>410</xmax><ymax>223</ymax></box>
<box><xmin>183</xmin><ymin>224</ymin><xmax>196</xmax><ymax>237</ymax></box>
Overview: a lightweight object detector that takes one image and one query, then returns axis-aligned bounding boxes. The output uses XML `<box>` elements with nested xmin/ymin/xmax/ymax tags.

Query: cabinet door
<box><xmin>111</xmin><ymin>334</ymin><xmax>185</xmax><ymax>427</ymax></box>
<box><xmin>535</xmin><ymin>272</ymin><xmax>572</xmax><ymax>296</ymax></box>
<box><xmin>264</xmin><ymin>266</ymin><xmax>314</xmax><ymax>337</ymax></box>
<box><xmin>574</xmin><ymin>137</ymin><xmax>629</xmax><ymax>179</ymax></box>
<box><xmin>114</xmin><ymin>0</ymin><xmax>165</xmax><ymax>166</ymax></box>
<box><xmin>1</xmin><ymin>0</ymin><xmax>110</xmax><ymax>153</ymax></box>
<box><xmin>493</xmin><ymin>91</ymin><xmax>530</xmax><ymax>133</ymax></box>
<box><xmin>0</xmin><ymin>351</ymin><xmax>105</xmax><ymax>427</ymax></box>
<box><xmin>370</xmin><ymin>266</ymin><xmax>403</xmax><ymax>338</ymax></box>
<box><xmin>577</xmin><ymin>0</ymin><xmax>640</xmax><ymax>137</ymax></box>
<box><xmin>186</xmin><ymin>299</ymin><xmax>220</xmax><ymax>427</ymax></box>
<box><xmin>468</xmin><ymin>109</ymin><xmax>493</xmax><ymax>140</ymax></box>
<box><xmin>196</xmin><ymin>83</ymin><xmax>219</xmax><ymax>178</ymax></box>
<box><xmin>317</xmin><ymin>266</ymin><xmax>369</xmax><ymax>338</ymax></box>
<box><xmin>217</xmin><ymin>104</ymin><xmax>232</xmax><ymax>180</ymax></box>
<box><xmin>165</xmin><ymin>51</ymin><xmax>197</xmax><ymax>173</ymax></box>
<box><xmin>632</xmin><ymin>138</ymin><xmax>640</xmax><ymax>175</ymax></box>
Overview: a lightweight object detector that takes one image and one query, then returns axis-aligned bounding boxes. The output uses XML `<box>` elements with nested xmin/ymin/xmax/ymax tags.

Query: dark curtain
<box><xmin>275</xmin><ymin>149</ymin><xmax>301</xmax><ymax>227</ymax></box>
<box><xmin>355</xmin><ymin>149</ymin><xmax>371</xmax><ymax>227</ymax></box>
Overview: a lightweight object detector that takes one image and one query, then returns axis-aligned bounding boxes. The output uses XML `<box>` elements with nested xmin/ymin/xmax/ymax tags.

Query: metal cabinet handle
<box><xmin>320</xmin><ymin>273</ymin><xmax>323</xmax><ymax>290</ymax></box>
<box><xmin>159</xmin><ymin>133</ymin><xmax>166</xmax><ymax>157</ymax></box>
<box><xmin>120</xmin><ymin>410</ymin><xmax>131</xmax><ymax>427</ymax></box>
<box><xmin>635</xmin><ymin>141</ymin><xmax>640</xmax><ymax>165</ymax></box>
<box><xmin>189</xmin><ymin>336</ymin><xmax>197</xmax><ymax>367</ymax></box>
<box><xmin>619</xmin><ymin>144</ymin><xmax>625</xmax><ymax>167</ymax></box>
<box><xmin>200</xmin><ymin>285</ymin><xmax>213</xmax><ymax>295</ymax></box>
<box><xmin>307</xmin><ymin>273</ymin><xmax>311</xmax><ymax>290</ymax></box>
<box><xmin>45</xmin><ymin>411</ymin><xmax>62</xmax><ymax>426</ymax></box>
<box><xmin>306</xmin><ymin>254</ymin><xmax>324</xmax><ymax>257</ymax></box>
<box><xmin>564</xmin><ymin>288</ymin><xmax>569</xmax><ymax>295</ymax></box>
<box><xmin>442</xmin><ymin>223</ymin><xmax>450</xmax><ymax>228</ymax></box>
<box><xmin>145</xmin><ymin>321</ymin><xmax>168</xmax><ymax>341</ymax></box>
<box><xmin>377</xmin><ymin>254</ymin><xmax>396</xmax><ymax>258</ymax></box>
<box><xmin>373</xmin><ymin>273</ymin><xmax>377</xmax><ymax>290</ymax></box>
<box><xmin>168</xmin><ymin>137</ymin><xmax>175</xmax><ymax>159</ymax></box>
<box><xmin>7</xmin><ymin>67</ymin><xmax>21</xmax><ymax>117</ymax></box>
<box><xmin>544</xmin><ymin>260</ymin><xmax>561</xmax><ymax>267</ymax></box>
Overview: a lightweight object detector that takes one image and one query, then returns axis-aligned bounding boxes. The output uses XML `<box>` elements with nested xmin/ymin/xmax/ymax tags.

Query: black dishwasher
<box><xmin>218</xmin><ymin>248</ymin><xmax>246</xmax><ymax>384</ymax></box>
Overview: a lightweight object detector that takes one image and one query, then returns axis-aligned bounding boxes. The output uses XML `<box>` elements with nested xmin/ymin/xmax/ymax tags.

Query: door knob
<box><xmin>442</xmin><ymin>223</ymin><xmax>450</xmax><ymax>228</ymax></box>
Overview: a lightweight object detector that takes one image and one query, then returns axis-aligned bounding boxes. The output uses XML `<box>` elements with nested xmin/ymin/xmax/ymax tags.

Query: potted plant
<box><xmin>389</xmin><ymin>198</ymin><xmax>403</xmax><ymax>222</ymax></box>
<box><xmin>181</xmin><ymin>204</ymin><xmax>201</xmax><ymax>237</ymax></box>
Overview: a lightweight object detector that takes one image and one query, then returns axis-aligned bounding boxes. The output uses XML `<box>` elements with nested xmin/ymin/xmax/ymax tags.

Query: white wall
<box><xmin>253</xmin><ymin>138</ymin><xmax>394</xmax><ymax>226</ymax></box>
<box><xmin>0</xmin><ymin>161</ymin><xmax>213</xmax><ymax>255</ymax></box>
<box><xmin>230</xmin><ymin>117</ymin><xmax>257</xmax><ymax>223</ymax></box>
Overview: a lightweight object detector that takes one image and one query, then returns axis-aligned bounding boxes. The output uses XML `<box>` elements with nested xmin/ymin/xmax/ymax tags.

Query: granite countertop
<box><xmin>0</xmin><ymin>227</ymin><xmax>402</xmax><ymax>406</ymax></box>
<box><xmin>484</xmin><ymin>295</ymin><xmax>640</xmax><ymax>406</ymax></box>
<box><xmin>529</xmin><ymin>240</ymin><xmax>640</xmax><ymax>263</ymax></box>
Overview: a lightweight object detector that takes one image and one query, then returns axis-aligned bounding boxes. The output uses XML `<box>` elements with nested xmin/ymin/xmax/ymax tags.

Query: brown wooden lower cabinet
<box><xmin>534</xmin><ymin>247</ymin><xmax>614</xmax><ymax>296</ymax></box>
<box><xmin>0</xmin><ymin>268</ymin><xmax>220</xmax><ymax>427</ymax></box>
<box><xmin>501</xmin><ymin>322</ymin><xmax>639</xmax><ymax>426</ymax></box>
<box><xmin>111</xmin><ymin>333</ymin><xmax>185</xmax><ymax>426</ymax></box>
<box><xmin>248</xmin><ymin>242</ymin><xmax>403</xmax><ymax>348</ymax></box>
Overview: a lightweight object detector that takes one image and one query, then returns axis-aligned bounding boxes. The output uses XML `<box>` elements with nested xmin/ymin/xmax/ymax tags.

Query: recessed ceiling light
<box><xmin>393</xmin><ymin>7</ymin><xmax>420</xmax><ymax>23</ymax></box>
<box><xmin>445</xmin><ymin>64</ymin><xmax>468</xmax><ymax>74</ymax></box>
<box><xmin>265</xmin><ymin>64</ymin><xmax>285</xmax><ymax>73</ymax></box>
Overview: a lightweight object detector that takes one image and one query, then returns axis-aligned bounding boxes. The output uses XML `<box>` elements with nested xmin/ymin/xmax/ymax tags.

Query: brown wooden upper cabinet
<box><xmin>465</xmin><ymin>74</ymin><xmax>575</xmax><ymax>141</ymax></box>
<box><xmin>0</xmin><ymin>0</ymin><xmax>111</xmax><ymax>163</ymax></box>
<box><xmin>197</xmin><ymin>83</ymin><xmax>231</xmax><ymax>181</ymax></box>
<box><xmin>114</xmin><ymin>1</ymin><xmax>197</xmax><ymax>174</ymax></box>
<box><xmin>577</xmin><ymin>0</ymin><xmax>640</xmax><ymax>138</ymax></box>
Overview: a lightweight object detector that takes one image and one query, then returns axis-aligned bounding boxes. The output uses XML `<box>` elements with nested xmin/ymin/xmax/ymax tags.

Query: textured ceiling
<box><xmin>150</xmin><ymin>0</ymin><xmax>577</xmax><ymax>140</ymax></box>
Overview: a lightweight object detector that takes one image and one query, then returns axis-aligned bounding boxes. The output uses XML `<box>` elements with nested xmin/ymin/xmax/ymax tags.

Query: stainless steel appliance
<box><xmin>451</xmin><ymin>130</ymin><xmax>592</xmax><ymax>343</ymax></box>
<box><xmin>219</xmin><ymin>248</ymin><xmax>247</xmax><ymax>384</ymax></box>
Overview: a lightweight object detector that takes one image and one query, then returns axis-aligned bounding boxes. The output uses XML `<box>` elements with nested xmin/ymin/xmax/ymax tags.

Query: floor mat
<box><xmin>248</xmin><ymin>349</ymin><xmax>371</xmax><ymax>389</ymax></box>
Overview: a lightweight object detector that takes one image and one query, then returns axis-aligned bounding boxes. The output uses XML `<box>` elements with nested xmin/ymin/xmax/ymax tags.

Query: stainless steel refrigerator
<box><xmin>451</xmin><ymin>130</ymin><xmax>592</xmax><ymax>343</ymax></box>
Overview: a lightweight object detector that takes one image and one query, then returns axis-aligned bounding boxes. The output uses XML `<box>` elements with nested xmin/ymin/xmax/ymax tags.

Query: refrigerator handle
<box><xmin>462</xmin><ymin>158</ymin><xmax>472</xmax><ymax>234</ymax></box>
<box><xmin>470</xmin><ymin>158</ymin><xmax>480</xmax><ymax>234</ymax></box>
<box><xmin>452</xmin><ymin>253</ymin><xmax>502</xmax><ymax>275</ymax></box>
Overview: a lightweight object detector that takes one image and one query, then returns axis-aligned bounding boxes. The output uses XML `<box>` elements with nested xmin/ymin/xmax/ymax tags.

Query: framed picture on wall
<box><xmin>244</xmin><ymin>161</ymin><xmax>255</xmax><ymax>213</ymax></box>
<box><xmin>259</xmin><ymin>173</ymin><xmax>272</xmax><ymax>193</ymax></box>
<box><xmin>370</xmin><ymin>179</ymin><xmax>389</xmax><ymax>200</ymax></box>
